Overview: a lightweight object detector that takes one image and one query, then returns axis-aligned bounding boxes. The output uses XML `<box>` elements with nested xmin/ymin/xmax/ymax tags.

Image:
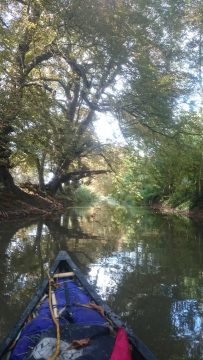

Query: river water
<box><xmin>0</xmin><ymin>202</ymin><xmax>203</xmax><ymax>360</ymax></box>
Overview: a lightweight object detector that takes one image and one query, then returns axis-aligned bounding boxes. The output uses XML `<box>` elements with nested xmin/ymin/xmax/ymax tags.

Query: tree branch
<box><xmin>24</xmin><ymin>81</ymin><xmax>54</xmax><ymax>93</ymax></box>
<box><xmin>25</xmin><ymin>51</ymin><xmax>54</xmax><ymax>75</ymax></box>
<box><xmin>15</xmin><ymin>0</ymin><xmax>28</xmax><ymax>5</ymax></box>
<box><xmin>66</xmin><ymin>59</ymin><xmax>90</xmax><ymax>89</ymax></box>
<box><xmin>99</xmin><ymin>153</ymin><xmax>117</xmax><ymax>174</ymax></box>
<box><xmin>78</xmin><ymin>110</ymin><xmax>95</xmax><ymax>135</ymax></box>
<box><xmin>0</xmin><ymin>17</ymin><xmax>9</xmax><ymax>28</ymax></box>
<box><xmin>61</xmin><ymin>169</ymin><xmax>110</xmax><ymax>183</ymax></box>
<box><xmin>68</xmin><ymin>82</ymin><xmax>80</xmax><ymax>121</ymax></box>
<box><xmin>122</xmin><ymin>108</ymin><xmax>174</xmax><ymax>138</ymax></box>
<box><xmin>81</xmin><ymin>90</ymin><xmax>109</xmax><ymax>112</ymax></box>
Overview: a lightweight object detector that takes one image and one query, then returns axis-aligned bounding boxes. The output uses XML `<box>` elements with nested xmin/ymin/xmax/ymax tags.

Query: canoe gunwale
<box><xmin>0</xmin><ymin>251</ymin><xmax>157</xmax><ymax>360</ymax></box>
<box><xmin>0</xmin><ymin>256</ymin><xmax>59</xmax><ymax>358</ymax></box>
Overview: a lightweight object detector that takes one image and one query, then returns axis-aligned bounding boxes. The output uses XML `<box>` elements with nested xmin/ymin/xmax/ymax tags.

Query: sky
<box><xmin>94</xmin><ymin>112</ymin><xmax>126</xmax><ymax>144</ymax></box>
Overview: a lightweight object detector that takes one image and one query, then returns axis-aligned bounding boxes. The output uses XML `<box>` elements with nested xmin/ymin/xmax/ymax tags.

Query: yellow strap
<box><xmin>48</xmin><ymin>277</ymin><xmax>61</xmax><ymax>360</ymax></box>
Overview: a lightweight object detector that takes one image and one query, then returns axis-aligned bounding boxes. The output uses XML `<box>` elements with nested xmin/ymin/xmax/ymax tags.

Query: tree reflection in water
<box><xmin>88</xmin><ymin>249</ymin><xmax>203</xmax><ymax>359</ymax></box>
<box><xmin>0</xmin><ymin>204</ymin><xmax>203</xmax><ymax>359</ymax></box>
<box><xmin>171</xmin><ymin>300</ymin><xmax>203</xmax><ymax>358</ymax></box>
<box><xmin>171</xmin><ymin>300</ymin><xmax>201</xmax><ymax>338</ymax></box>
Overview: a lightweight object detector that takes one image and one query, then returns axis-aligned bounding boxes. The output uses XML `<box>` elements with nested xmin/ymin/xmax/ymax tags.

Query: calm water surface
<box><xmin>0</xmin><ymin>202</ymin><xmax>203</xmax><ymax>360</ymax></box>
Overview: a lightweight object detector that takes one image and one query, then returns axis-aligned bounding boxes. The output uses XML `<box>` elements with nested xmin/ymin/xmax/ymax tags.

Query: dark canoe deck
<box><xmin>0</xmin><ymin>251</ymin><xmax>157</xmax><ymax>360</ymax></box>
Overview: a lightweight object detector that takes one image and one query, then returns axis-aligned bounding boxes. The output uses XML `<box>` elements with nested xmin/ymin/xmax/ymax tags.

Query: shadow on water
<box><xmin>0</xmin><ymin>203</ymin><xmax>203</xmax><ymax>359</ymax></box>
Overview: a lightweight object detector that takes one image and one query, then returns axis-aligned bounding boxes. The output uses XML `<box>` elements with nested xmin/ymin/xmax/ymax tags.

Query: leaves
<box><xmin>1</xmin><ymin>0</ymin><xmax>203</xmax><ymax>205</ymax></box>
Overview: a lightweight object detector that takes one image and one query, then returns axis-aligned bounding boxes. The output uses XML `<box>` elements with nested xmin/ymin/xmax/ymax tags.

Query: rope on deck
<box><xmin>48</xmin><ymin>276</ymin><xmax>61</xmax><ymax>360</ymax></box>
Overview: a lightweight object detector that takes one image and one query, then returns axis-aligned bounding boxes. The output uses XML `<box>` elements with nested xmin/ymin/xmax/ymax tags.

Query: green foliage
<box><xmin>0</xmin><ymin>0</ymin><xmax>131</xmax><ymax>190</ymax></box>
<box><xmin>109</xmin><ymin>117</ymin><xmax>203</xmax><ymax>208</ymax></box>
<box><xmin>74</xmin><ymin>185</ymin><xmax>98</xmax><ymax>205</ymax></box>
<box><xmin>1</xmin><ymin>0</ymin><xmax>203</xmax><ymax>207</ymax></box>
<box><xmin>108</xmin><ymin>1</ymin><xmax>203</xmax><ymax>210</ymax></box>
<box><xmin>110</xmin><ymin>149</ymin><xmax>143</xmax><ymax>204</ymax></box>
<box><xmin>139</xmin><ymin>184</ymin><xmax>162</xmax><ymax>204</ymax></box>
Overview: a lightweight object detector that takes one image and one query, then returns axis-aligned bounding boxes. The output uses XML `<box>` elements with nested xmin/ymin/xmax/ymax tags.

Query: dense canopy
<box><xmin>1</xmin><ymin>0</ymin><xmax>203</xmax><ymax>211</ymax></box>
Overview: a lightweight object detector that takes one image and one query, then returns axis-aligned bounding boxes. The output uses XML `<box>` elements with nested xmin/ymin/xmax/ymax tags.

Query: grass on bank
<box><xmin>73</xmin><ymin>185</ymin><xmax>98</xmax><ymax>205</ymax></box>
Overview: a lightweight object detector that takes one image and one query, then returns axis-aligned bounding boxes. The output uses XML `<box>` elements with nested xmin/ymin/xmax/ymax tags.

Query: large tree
<box><xmin>2</xmin><ymin>0</ymin><xmax>203</xmax><ymax>207</ymax></box>
<box><xmin>110</xmin><ymin>0</ymin><xmax>203</xmax><ymax>207</ymax></box>
<box><xmin>0</xmin><ymin>0</ymin><xmax>131</xmax><ymax>195</ymax></box>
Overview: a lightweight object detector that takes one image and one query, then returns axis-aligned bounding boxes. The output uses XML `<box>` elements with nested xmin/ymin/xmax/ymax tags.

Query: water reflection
<box><xmin>171</xmin><ymin>300</ymin><xmax>202</xmax><ymax>337</ymax></box>
<box><xmin>88</xmin><ymin>250</ymin><xmax>156</xmax><ymax>300</ymax></box>
<box><xmin>0</xmin><ymin>204</ymin><xmax>203</xmax><ymax>359</ymax></box>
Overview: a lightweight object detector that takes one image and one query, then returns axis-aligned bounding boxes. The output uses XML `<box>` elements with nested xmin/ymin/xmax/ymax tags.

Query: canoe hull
<box><xmin>0</xmin><ymin>251</ymin><xmax>157</xmax><ymax>360</ymax></box>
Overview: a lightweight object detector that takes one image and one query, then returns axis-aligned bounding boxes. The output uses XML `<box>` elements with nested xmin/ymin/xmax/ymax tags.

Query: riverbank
<box><xmin>151</xmin><ymin>203</ymin><xmax>203</xmax><ymax>219</ymax></box>
<box><xmin>0</xmin><ymin>189</ymin><xmax>66</xmax><ymax>221</ymax></box>
<box><xmin>1</xmin><ymin>189</ymin><xmax>203</xmax><ymax>221</ymax></box>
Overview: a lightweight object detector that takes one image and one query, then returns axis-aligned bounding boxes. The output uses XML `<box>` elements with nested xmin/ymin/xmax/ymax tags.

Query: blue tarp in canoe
<box><xmin>11</xmin><ymin>279</ymin><xmax>109</xmax><ymax>360</ymax></box>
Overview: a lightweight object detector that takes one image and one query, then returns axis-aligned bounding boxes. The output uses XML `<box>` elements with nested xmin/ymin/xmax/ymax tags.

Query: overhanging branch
<box><xmin>61</xmin><ymin>169</ymin><xmax>111</xmax><ymax>184</ymax></box>
<box><xmin>122</xmin><ymin>108</ymin><xmax>174</xmax><ymax>138</ymax></box>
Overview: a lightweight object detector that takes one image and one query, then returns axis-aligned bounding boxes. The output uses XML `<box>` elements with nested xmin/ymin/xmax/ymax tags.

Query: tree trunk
<box><xmin>0</xmin><ymin>165</ymin><xmax>51</xmax><ymax>209</ymax></box>
<box><xmin>0</xmin><ymin>165</ymin><xmax>17</xmax><ymax>192</ymax></box>
<box><xmin>46</xmin><ymin>175</ymin><xmax>62</xmax><ymax>195</ymax></box>
<box><xmin>46</xmin><ymin>168</ymin><xmax>110</xmax><ymax>195</ymax></box>
<box><xmin>36</xmin><ymin>156</ymin><xmax>46</xmax><ymax>191</ymax></box>
<box><xmin>46</xmin><ymin>157</ymin><xmax>72</xmax><ymax>194</ymax></box>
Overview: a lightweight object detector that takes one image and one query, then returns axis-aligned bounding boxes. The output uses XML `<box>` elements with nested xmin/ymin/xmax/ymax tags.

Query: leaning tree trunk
<box><xmin>0</xmin><ymin>120</ymin><xmax>14</xmax><ymax>190</ymax></box>
<box><xmin>46</xmin><ymin>167</ymin><xmax>110</xmax><ymax>195</ymax></box>
<box><xmin>46</xmin><ymin>158</ymin><xmax>72</xmax><ymax>195</ymax></box>
<box><xmin>36</xmin><ymin>156</ymin><xmax>46</xmax><ymax>191</ymax></box>
<box><xmin>0</xmin><ymin>165</ymin><xmax>52</xmax><ymax>209</ymax></box>
<box><xmin>0</xmin><ymin>166</ymin><xmax>17</xmax><ymax>192</ymax></box>
<box><xmin>46</xmin><ymin>175</ymin><xmax>62</xmax><ymax>195</ymax></box>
